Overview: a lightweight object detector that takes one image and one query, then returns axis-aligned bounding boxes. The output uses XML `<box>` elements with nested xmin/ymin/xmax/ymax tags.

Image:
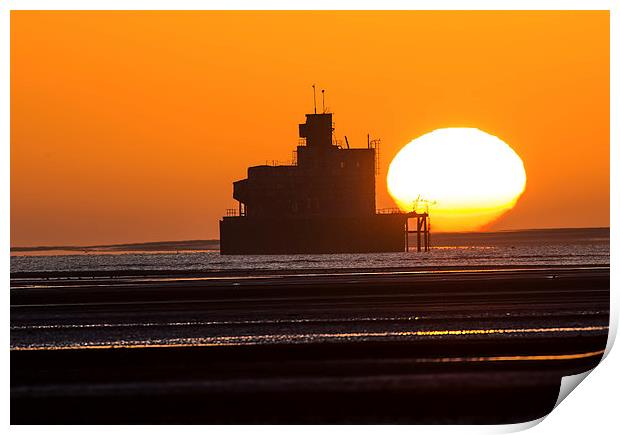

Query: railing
<box><xmin>264</xmin><ymin>159</ymin><xmax>298</xmax><ymax>166</ymax></box>
<box><xmin>225</xmin><ymin>208</ymin><xmax>240</xmax><ymax>217</ymax></box>
<box><xmin>376</xmin><ymin>207</ymin><xmax>429</xmax><ymax>216</ymax></box>
<box><xmin>376</xmin><ymin>207</ymin><xmax>404</xmax><ymax>214</ymax></box>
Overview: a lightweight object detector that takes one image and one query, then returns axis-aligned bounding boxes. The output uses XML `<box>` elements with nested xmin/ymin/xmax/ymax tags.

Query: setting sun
<box><xmin>387</xmin><ymin>128</ymin><xmax>527</xmax><ymax>232</ymax></box>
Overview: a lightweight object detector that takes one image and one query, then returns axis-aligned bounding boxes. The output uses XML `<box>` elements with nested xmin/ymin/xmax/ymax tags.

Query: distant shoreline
<box><xmin>10</xmin><ymin>239</ymin><xmax>221</xmax><ymax>253</ymax></box>
<box><xmin>10</xmin><ymin>227</ymin><xmax>610</xmax><ymax>254</ymax></box>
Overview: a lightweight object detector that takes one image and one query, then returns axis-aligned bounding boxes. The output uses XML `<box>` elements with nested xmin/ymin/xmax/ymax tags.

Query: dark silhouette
<box><xmin>219</xmin><ymin>109</ymin><xmax>409</xmax><ymax>254</ymax></box>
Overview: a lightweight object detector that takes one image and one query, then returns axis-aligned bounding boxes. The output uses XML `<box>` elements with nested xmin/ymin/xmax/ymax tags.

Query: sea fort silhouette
<box><xmin>219</xmin><ymin>106</ymin><xmax>429</xmax><ymax>254</ymax></box>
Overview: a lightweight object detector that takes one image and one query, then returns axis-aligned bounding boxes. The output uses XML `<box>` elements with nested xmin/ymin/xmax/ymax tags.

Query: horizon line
<box><xmin>10</xmin><ymin>226</ymin><xmax>610</xmax><ymax>251</ymax></box>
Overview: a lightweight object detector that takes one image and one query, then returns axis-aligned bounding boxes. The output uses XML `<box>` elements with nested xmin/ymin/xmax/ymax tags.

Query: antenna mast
<box><xmin>312</xmin><ymin>84</ymin><xmax>317</xmax><ymax>114</ymax></box>
<box><xmin>321</xmin><ymin>89</ymin><xmax>325</xmax><ymax>113</ymax></box>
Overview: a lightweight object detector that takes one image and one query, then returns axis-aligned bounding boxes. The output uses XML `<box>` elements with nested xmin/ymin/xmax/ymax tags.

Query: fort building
<box><xmin>219</xmin><ymin>108</ymin><xmax>428</xmax><ymax>254</ymax></box>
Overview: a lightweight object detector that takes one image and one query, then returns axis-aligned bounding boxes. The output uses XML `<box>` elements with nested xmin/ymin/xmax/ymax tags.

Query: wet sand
<box><xmin>10</xmin><ymin>266</ymin><xmax>609</xmax><ymax>424</ymax></box>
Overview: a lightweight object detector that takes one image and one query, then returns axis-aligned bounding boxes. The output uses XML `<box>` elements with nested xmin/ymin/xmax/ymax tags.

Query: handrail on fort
<box><xmin>376</xmin><ymin>207</ymin><xmax>429</xmax><ymax>218</ymax></box>
<box><xmin>376</xmin><ymin>207</ymin><xmax>404</xmax><ymax>214</ymax></box>
<box><xmin>264</xmin><ymin>160</ymin><xmax>297</xmax><ymax>167</ymax></box>
<box><xmin>225</xmin><ymin>208</ymin><xmax>240</xmax><ymax>217</ymax></box>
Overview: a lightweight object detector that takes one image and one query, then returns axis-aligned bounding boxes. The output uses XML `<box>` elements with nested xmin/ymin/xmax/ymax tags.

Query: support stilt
<box><xmin>405</xmin><ymin>220</ymin><xmax>409</xmax><ymax>252</ymax></box>
<box><xmin>423</xmin><ymin>216</ymin><xmax>428</xmax><ymax>252</ymax></box>
<box><xmin>416</xmin><ymin>217</ymin><xmax>422</xmax><ymax>252</ymax></box>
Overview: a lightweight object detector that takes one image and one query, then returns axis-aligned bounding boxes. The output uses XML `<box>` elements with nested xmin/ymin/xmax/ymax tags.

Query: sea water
<box><xmin>11</xmin><ymin>228</ymin><xmax>609</xmax><ymax>273</ymax></box>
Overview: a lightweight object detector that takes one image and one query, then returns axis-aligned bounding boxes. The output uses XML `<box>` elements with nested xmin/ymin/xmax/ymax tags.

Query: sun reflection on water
<box><xmin>11</xmin><ymin>325</ymin><xmax>607</xmax><ymax>351</ymax></box>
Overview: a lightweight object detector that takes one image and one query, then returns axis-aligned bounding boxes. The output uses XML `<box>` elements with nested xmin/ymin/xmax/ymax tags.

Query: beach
<box><xmin>11</xmin><ymin>264</ymin><xmax>609</xmax><ymax>424</ymax></box>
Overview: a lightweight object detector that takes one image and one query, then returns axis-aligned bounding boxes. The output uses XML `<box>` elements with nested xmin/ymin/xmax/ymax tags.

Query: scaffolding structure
<box><xmin>405</xmin><ymin>212</ymin><xmax>430</xmax><ymax>252</ymax></box>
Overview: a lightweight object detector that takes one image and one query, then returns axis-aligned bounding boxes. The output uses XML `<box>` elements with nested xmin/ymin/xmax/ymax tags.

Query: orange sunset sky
<box><xmin>11</xmin><ymin>10</ymin><xmax>609</xmax><ymax>246</ymax></box>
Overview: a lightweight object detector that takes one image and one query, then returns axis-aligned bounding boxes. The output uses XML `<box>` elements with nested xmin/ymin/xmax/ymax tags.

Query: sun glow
<box><xmin>387</xmin><ymin>128</ymin><xmax>526</xmax><ymax>232</ymax></box>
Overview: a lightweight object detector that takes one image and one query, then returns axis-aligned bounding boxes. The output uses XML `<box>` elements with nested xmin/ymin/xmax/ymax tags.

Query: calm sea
<box><xmin>11</xmin><ymin>228</ymin><xmax>609</xmax><ymax>274</ymax></box>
